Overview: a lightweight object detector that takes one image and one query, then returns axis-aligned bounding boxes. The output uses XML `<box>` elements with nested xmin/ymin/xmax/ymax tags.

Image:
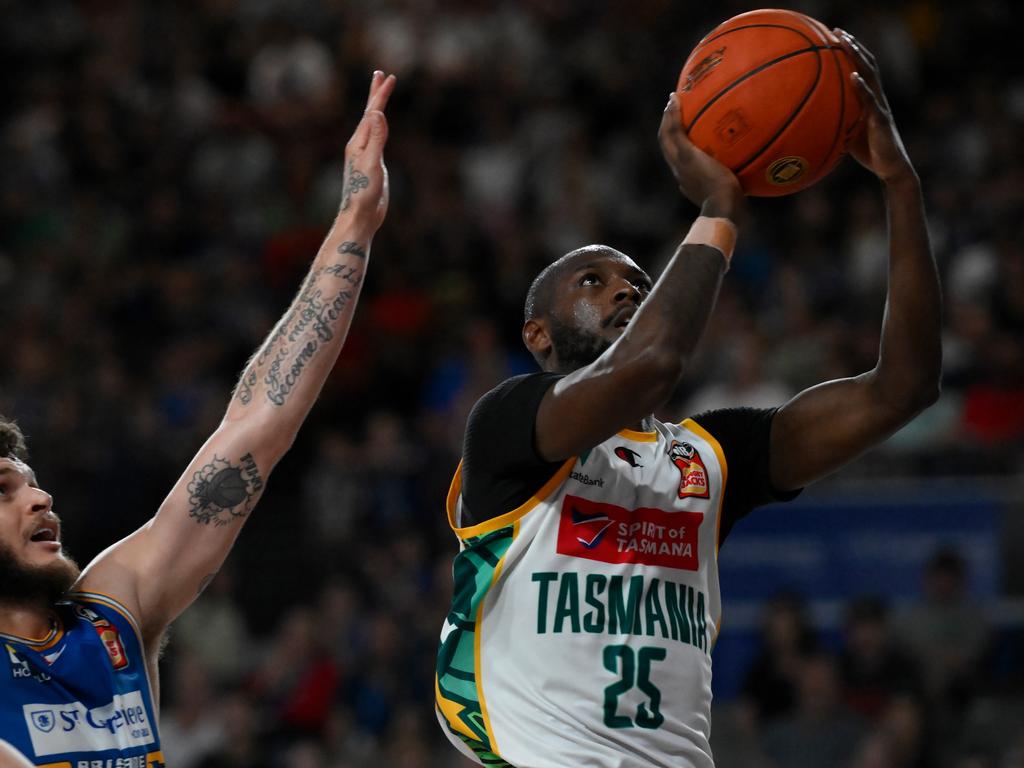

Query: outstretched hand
<box><xmin>835</xmin><ymin>30</ymin><xmax>915</xmax><ymax>183</ymax></box>
<box><xmin>339</xmin><ymin>70</ymin><xmax>397</xmax><ymax>235</ymax></box>
<box><xmin>659</xmin><ymin>93</ymin><xmax>743</xmax><ymax>218</ymax></box>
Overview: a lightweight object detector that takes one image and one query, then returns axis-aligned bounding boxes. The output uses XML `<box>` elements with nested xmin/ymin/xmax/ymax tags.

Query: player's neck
<box><xmin>0</xmin><ymin>600</ymin><xmax>57</xmax><ymax>641</ymax></box>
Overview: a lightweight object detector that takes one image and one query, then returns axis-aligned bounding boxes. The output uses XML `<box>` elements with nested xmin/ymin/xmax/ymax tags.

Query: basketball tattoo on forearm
<box><xmin>187</xmin><ymin>453</ymin><xmax>265</xmax><ymax>527</ymax></box>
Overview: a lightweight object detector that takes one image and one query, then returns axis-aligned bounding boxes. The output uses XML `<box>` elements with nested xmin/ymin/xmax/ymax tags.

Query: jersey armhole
<box><xmin>67</xmin><ymin>591</ymin><xmax>145</xmax><ymax>650</ymax></box>
<box><xmin>446</xmin><ymin>457</ymin><xmax>576</xmax><ymax>539</ymax></box>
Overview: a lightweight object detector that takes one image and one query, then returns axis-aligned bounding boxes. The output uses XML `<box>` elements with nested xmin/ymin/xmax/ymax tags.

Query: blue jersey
<box><xmin>0</xmin><ymin>592</ymin><xmax>164</xmax><ymax>768</ymax></box>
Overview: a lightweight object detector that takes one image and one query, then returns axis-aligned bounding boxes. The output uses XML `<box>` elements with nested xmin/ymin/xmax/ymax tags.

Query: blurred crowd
<box><xmin>713</xmin><ymin>549</ymin><xmax>1024</xmax><ymax>768</ymax></box>
<box><xmin>1</xmin><ymin>0</ymin><xmax>1022</xmax><ymax>766</ymax></box>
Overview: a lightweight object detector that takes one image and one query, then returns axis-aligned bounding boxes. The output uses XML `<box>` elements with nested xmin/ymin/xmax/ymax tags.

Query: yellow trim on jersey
<box><xmin>39</xmin><ymin>762</ymin><xmax>72</xmax><ymax>768</ymax></box>
<box><xmin>682</xmin><ymin>417</ymin><xmax>729</xmax><ymax>645</ymax></box>
<box><xmin>680</xmin><ymin>418</ymin><xmax>728</xmax><ymax>556</ymax></box>
<box><xmin>446</xmin><ymin>458</ymin><xmax>576</xmax><ymax>540</ymax></box>
<box><xmin>616</xmin><ymin>427</ymin><xmax>658</xmax><ymax>442</ymax></box>
<box><xmin>435</xmin><ymin>678</ymin><xmax>476</xmax><ymax>742</ymax></box>
<box><xmin>69</xmin><ymin>590</ymin><xmax>160</xmax><ymax>716</ymax></box>
<box><xmin>473</xmin><ymin>519</ymin><xmax>519</xmax><ymax>757</ymax></box>
<box><xmin>0</xmin><ymin>618</ymin><xmax>64</xmax><ymax>650</ymax></box>
<box><xmin>70</xmin><ymin>591</ymin><xmax>144</xmax><ymax>642</ymax></box>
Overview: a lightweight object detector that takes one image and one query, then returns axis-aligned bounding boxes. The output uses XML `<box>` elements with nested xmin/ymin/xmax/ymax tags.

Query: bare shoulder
<box><xmin>0</xmin><ymin>740</ymin><xmax>35</xmax><ymax>768</ymax></box>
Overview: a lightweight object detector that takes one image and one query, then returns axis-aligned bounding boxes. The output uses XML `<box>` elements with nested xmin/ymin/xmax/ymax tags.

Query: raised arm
<box><xmin>532</xmin><ymin>95</ymin><xmax>745</xmax><ymax>461</ymax></box>
<box><xmin>77</xmin><ymin>72</ymin><xmax>397</xmax><ymax>646</ymax></box>
<box><xmin>769</xmin><ymin>32</ymin><xmax>941</xmax><ymax>491</ymax></box>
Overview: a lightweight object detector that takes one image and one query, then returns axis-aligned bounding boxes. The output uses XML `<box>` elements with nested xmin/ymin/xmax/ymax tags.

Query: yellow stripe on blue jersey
<box><xmin>0</xmin><ymin>593</ymin><xmax>163</xmax><ymax>766</ymax></box>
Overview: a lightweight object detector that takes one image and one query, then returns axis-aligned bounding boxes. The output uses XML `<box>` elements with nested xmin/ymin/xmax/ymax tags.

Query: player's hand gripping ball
<box><xmin>676</xmin><ymin>8</ymin><xmax>865</xmax><ymax>197</ymax></box>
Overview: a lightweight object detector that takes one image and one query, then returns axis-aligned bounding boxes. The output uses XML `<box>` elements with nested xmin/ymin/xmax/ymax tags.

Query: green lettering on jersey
<box><xmin>695</xmin><ymin>589</ymin><xmax>708</xmax><ymax>651</ymax></box>
<box><xmin>608</xmin><ymin>575</ymin><xmax>644</xmax><ymax>634</ymax></box>
<box><xmin>583</xmin><ymin>574</ymin><xmax>608</xmax><ymax>633</ymax></box>
<box><xmin>532</xmin><ymin>572</ymin><xmax>558</xmax><ymax>634</ymax></box>
<box><xmin>553</xmin><ymin>572</ymin><xmax>581</xmax><ymax>633</ymax></box>
<box><xmin>686</xmin><ymin>585</ymin><xmax>699</xmax><ymax>650</ymax></box>
<box><xmin>643</xmin><ymin>578</ymin><xmax>669</xmax><ymax>638</ymax></box>
<box><xmin>665</xmin><ymin>581</ymin><xmax>691</xmax><ymax>644</ymax></box>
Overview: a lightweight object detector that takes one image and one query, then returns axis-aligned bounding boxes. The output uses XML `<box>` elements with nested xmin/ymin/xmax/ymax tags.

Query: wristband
<box><xmin>682</xmin><ymin>216</ymin><xmax>738</xmax><ymax>269</ymax></box>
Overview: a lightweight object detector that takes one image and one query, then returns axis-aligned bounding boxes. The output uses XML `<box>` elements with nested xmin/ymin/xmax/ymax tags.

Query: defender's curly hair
<box><xmin>0</xmin><ymin>416</ymin><xmax>28</xmax><ymax>460</ymax></box>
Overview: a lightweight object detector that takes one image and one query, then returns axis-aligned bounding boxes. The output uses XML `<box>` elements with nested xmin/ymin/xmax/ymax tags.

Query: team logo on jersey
<box><xmin>557</xmin><ymin>495</ymin><xmax>703</xmax><ymax>570</ymax></box>
<box><xmin>614</xmin><ymin>446</ymin><xmax>643</xmax><ymax>468</ymax></box>
<box><xmin>6</xmin><ymin>644</ymin><xmax>51</xmax><ymax>683</ymax></box>
<box><xmin>74</xmin><ymin>604</ymin><xmax>102</xmax><ymax>623</ymax></box>
<box><xmin>30</xmin><ymin>709</ymin><xmax>56</xmax><ymax>732</ymax></box>
<box><xmin>569</xmin><ymin>507</ymin><xmax>615</xmax><ymax>549</ymax></box>
<box><xmin>94</xmin><ymin>622</ymin><xmax>129</xmax><ymax>670</ymax></box>
<box><xmin>75</xmin><ymin>605</ymin><xmax>129</xmax><ymax>670</ymax></box>
<box><xmin>668</xmin><ymin>441</ymin><xmax>710</xmax><ymax>499</ymax></box>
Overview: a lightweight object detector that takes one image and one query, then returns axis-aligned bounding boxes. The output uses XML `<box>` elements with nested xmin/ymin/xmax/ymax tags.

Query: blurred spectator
<box><xmin>173</xmin><ymin>566</ymin><xmax>253</xmax><ymax>686</ymax></box>
<box><xmin>194</xmin><ymin>691</ymin><xmax>271</xmax><ymax>768</ymax></box>
<box><xmin>839</xmin><ymin>597</ymin><xmax>924</xmax><ymax>720</ymax></box>
<box><xmin>849</xmin><ymin>694</ymin><xmax>932</xmax><ymax>768</ymax></box>
<box><xmin>248</xmin><ymin>606</ymin><xmax>341</xmax><ymax>736</ymax></box>
<box><xmin>742</xmin><ymin>592</ymin><xmax>819</xmax><ymax>723</ymax></box>
<box><xmin>762</xmin><ymin>651</ymin><xmax>869</xmax><ymax>768</ymax></box>
<box><xmin>160</xmin><ymin>652</ymin><xmax>226</xmax><ymax>768</ymax></box>
<box><xmin>894</xmin><ymin>548</ymin><xmax>993</xmax><ymax>712</ymax></box>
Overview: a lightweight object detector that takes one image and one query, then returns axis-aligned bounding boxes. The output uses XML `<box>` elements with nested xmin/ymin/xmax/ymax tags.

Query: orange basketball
<box><xmin>676</xmin><ymin>9</ymin><xmax>864</xmax><ymax>197</ymax></box>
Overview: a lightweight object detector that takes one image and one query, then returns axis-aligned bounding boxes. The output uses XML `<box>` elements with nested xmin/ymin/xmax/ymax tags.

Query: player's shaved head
<box><xmin>524</xmin><ymin>245</ymin><xmax>632</xmax><ymax>322</ymax></box>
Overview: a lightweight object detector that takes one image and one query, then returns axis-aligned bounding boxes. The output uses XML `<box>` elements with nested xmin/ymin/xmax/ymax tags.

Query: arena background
<box><xmin>2</xmin><ymin>0</ymin><xmax>1022</xmax><ymax>766</ymax></box>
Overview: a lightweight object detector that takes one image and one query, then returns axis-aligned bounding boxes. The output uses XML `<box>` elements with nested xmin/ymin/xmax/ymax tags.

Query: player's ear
<box><xmin>523</xmin><ymin>318</ymin><xmax>553</xmax><ymax>363</ymax></box>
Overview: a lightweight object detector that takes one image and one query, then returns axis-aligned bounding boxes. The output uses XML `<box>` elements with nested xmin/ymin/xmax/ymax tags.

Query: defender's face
<box><xmin>0</xmin><ymin>458</ymin><xmax>63</xmax><ymax>571</ymax></box>
<box><xmin>552</xmin><ymin>250</ymin><xmax>653</xmax><ymax>344</ymax></box>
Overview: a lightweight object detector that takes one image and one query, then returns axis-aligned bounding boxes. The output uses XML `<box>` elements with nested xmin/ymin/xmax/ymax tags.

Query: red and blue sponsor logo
<box><xmin>557</xmin><ymin>495</ymin><xmax>703</xmax><ymax>571</ymax></box>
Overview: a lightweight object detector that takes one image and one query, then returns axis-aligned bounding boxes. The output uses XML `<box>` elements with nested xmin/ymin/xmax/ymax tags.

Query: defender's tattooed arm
<box><xmin>75</xmin><ymin>71</ymin><xmax>397</xmax><ymax>658</ymax></box>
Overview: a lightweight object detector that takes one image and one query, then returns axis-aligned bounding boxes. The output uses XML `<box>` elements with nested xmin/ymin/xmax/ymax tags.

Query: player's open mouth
<box><xmin>613</xmin><ymin>310</ymin><xmax>636</xmax><ymax>329</ymax></box>
<box><xmin>29</xmin><ymin>519</ymin><xmax>61</xmax><ymax>547</ymax></box>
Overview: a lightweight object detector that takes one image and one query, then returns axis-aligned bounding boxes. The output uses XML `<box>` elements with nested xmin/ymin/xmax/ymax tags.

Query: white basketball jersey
<box><xmin>436</xmin><ymin>418</ymin><xmax>727</xmax><ymax>768</ymax></box>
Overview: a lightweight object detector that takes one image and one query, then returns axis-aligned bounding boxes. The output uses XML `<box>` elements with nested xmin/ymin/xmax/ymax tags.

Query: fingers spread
<box><xmin>366</xmin><ymin>73</ymin><xmax>397</xmax><ymax>115</ymax></box>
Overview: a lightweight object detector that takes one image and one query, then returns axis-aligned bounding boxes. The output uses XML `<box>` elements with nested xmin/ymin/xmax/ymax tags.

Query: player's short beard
<box><xmin>0</xmin><ymin>541</ymin><xmax>80</xmax><ymax>607</ymax></box>
<box><xmin>548</xmin><ymin>315</ymin><xmax>612</xmax><ymax>372</ymax></box>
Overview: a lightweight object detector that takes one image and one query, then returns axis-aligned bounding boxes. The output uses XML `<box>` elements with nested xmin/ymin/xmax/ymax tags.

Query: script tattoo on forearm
<box><xmin>340</xmin><ymin>160</ymin><xmax>369</xmax><ymax>211</ymax></box>
<box><xmin>235</xmin><ymin>369</ymin><xmax>257</xmax><ymax>405</ymax></box>
<box><xmin>231</xmin><ymin>260</ymin><xmax>364</xmax><ymax>408</ymax></box>
<box><xmin>337</xmin><ymin>241</ymin><xmax>367</xmax><ymax>259</ymax></box>
<box><xmin>187</xmin><ymin>453</ymin><xmax>264</xmax><ymax>527</ymax></box>
<box><xmin>324</xmin><ymin>262</ymin><xmax>363</xmax><ymax>284</ymax></box>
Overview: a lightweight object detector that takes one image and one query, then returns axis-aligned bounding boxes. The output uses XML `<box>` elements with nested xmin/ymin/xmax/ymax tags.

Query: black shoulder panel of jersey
<box><xmin>461</xmin><ymin>372</ymin><xmax>565</xmax><ymax>526</ymax></box>
<box><xmin>689</xmin><ymin>407</ymin><xmax>802</xmax><ymax>546</ymax></box>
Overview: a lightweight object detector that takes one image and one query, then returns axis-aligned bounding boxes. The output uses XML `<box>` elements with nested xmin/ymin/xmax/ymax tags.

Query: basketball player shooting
<box><xmin>0</xmin><ymin>72</ymin><xmax>395</xmax><ymax>767</ymax></box>
<box><xmin>435</xmin><ymin>33</ymin><xmax>940</xmax><ymax>768</ymax></box>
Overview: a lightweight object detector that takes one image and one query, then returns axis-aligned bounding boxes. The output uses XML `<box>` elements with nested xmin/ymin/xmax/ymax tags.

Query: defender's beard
<box><xmin>548</xmin><ymin>316</ymin><xmax>613</xmax><ymax>372</ymax></box>
<box><xmin>0</xmin><ymin>541</ymin><xmax>80</xmax><ymax>607</ymax></box>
